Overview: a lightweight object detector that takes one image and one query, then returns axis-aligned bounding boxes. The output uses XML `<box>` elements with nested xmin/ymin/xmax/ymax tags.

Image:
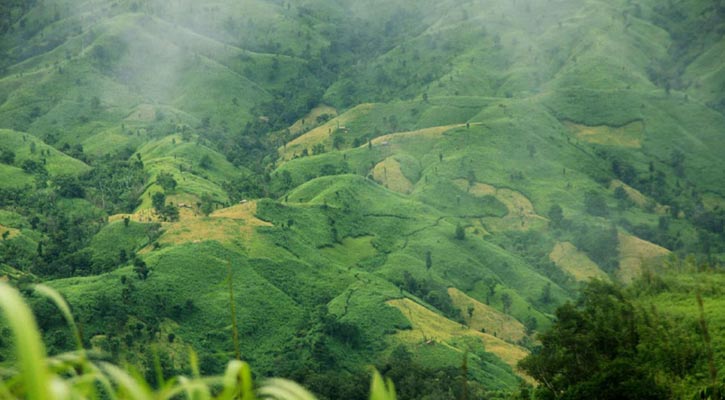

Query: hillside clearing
<box><xmin>455</xmin><ymin>180</ymin><xmax>545</xmax><ymax>231</ymax></box>
<box><xmin>564</xmin><ymin>120</ymin><xmax>644</xmax><ymax>148</ymax></box>
<box><xmin>549</xmin><ymin>242</ymin><xmax>609</xmax><ymax>282</ymax></box>
<box><xmin>387</xmin><ymin>298</ymin><xmax>530</xmax><ymax>378</ymax></box>
<box><xmin>617</xmin><ymin>232</ymin><xmax>671</xmax><ymax>283</ymax></box>
<box><xmin>280</xmin><ymin>103</ymin><xmax>375</xmax><ymax>160</ymax></box>
<box><xmin>448</xmin><ymin>288</ymin><xmax>526</xmax><ymax>343</ymax></box>
<box><xmin>0</xmin><ymin>224</ymin><xmax>20</xmax><ymax>240</ymax></box>
<box><xmin>609</xmin><ymin>179</ymin><xmax>669</xmax><ymax>215</ymax></box>
<box><xmin>373</xmin><ymin>157</ymin><xmax>414</xmax><ymax>194</ymax></box>
<box><xmin>288</xmin><ymin>105</ymin><xmax>338</xmax><ymax>136</ymax></box>
<box><xmin>371</xmin><ymin>124</ymin><xmax>468</xmax><ymax>145</ymax></box>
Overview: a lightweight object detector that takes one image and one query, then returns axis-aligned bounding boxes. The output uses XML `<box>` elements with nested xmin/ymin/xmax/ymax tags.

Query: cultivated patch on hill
<box><xmin>563</xmin><ymin>120</ymin><xmax>645</xmax><ymax>148</ymax></box>
<box><xmin>549</xmin><ymin>242</ymin><xmax>609</xmax><ymax>282</ymax></box>
<box><xmin>454</xmin><ymin>180</ymin><xmax>545</xmax><ymax>231</ymax></box>
<box><xmin>281</xmin><ymin>104</ymin><xmax>375</xmax><ymax>160</ymax></box>
<box><xmin>447</xmin><ymin>287</ymin><xmax>526</xmax><ymax>343</ymax></box>
<box><xmin>373</xmin><ymin>157</ymin><xmax>414</xmax><ymax>194</ymax></box>
<box><xmin>617</xmin><ymin>232</ymin><xmax>671</xmax><ymax>283</ymax></box>
<box><xmin>387</xmin><ymin>298</ymin><xmax>530</xmax><ymax>379</ymax></box>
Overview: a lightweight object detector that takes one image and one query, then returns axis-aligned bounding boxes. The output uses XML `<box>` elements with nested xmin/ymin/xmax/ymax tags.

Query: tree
<box><xmin>312</xmin><ymin>143</ymin><xmax>326</xmax><ymax>155</ymax></box>
<box><xmin>611</xmin><ymin>158</ymin><xmax>637</xmax><ymax>185</ymax></box>
<box><xmin>539</xmin><ymin>282</ymin><xmax>552</xmax><ymax>305</ymax></box>
<box><xmin>425</xmin><ymin>250</ymin><xmax>432</xmax><ymax>270</ymax></box>
<box><xmin>485</xmin><ymin>279</ymin><xmax>497</xmax><ymax>305</ymax></box>
<box><xmin>501</xmin><ymin>293</ymin><xmax>513</xmax><ymax>314</ymax></box>
<box><xmin>163</xmin><ymin>203</ymin><xmax>180</xmax><ymax>221</ymax></box>
<box><xmin>574</xmin><ymin>224</ymin><xmax>619</xmax><ymax>272</ymax></box>
<box><xmin>670</xmin><ymin>149</ymin><xmax>685</xmax><ymax>177</ymax></box>
<box><xmin>547</xmin><ymin>204</ymin><xmax>564</xmax><ymax>228</ymax></box>
<box><xmin>0</xmin><ymin>149</ymin><xmax>15</xmax><ymax>164</ymax></box>
<box><xmin>584</xmin><ymin>190</ymin><xmax>609</xmax><ymax>217</ymax></box>
<box><xmin>466</xmin><ymin>169</ymin><xmax>476</xmax><ymax>189</ymax></box>
<box><xmin>455</xmin><ymin>223</ymin><xmax>466</xmax><ymax>240</ymax></box>
<box><xmin>133</xmin><ymin>257</ymin><xmax>149</xmax><ymax>280</ymax></box>
<box><xmin>156</xmin><ymin>172</ymin><xmax>177</xmax><ymax>192</ymax></box>
<box><xmin>519</xmin><ymin>281</ymin><xmax>671</xmax><ymax>400</ymax></box>
<box><xmin>199</xmin><ymin>154</ymin><xmax>212</xmax><ymax>169</ymax></box>
<box><xmin>54</xmin><ymin>175</ymin><xmax>85</xmax><ymax>198</ymax></box>
<box><xmin>200</xmin><ymin>193</ymin><xmax>215</xmax><ymax>216</ymax></box>
<box><xmin>280</xmin><ymin>170</ymin><xmax>293</xmax><ymax>190</ymax></box>
<box><xmin>152</xmin><ymin>192</ymin><xmax>166</xmax><ymax>213</ymax></box>
<box><xmin>332</xmin><ymin>134</ymin><xmax>345</xmax><ymax>150</ymax></box>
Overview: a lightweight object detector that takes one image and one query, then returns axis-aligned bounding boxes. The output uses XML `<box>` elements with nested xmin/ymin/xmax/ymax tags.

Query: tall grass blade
<box><xmin>101</xmin><ymin>361</ymin><xmax>152</xmax><ymax>400</ymax></box>
<box><xmin>33</xmin><ymin>284</ymin><xmax>84</xmax><ymax>353</ymax></box>
<box><xmin>0</xmin><ymin>282</ymin><xmax>52</xmax><ymax>400</ymax></box>
<box><xmin>258</xmin><ymin>378</ymin><xmax>318</xmax><ymax>400</ymax></box>
<box><xmin>219</xmin><ymin>360</ymin><xmax>255</xmax><ymax>399</ymax></box>
<box><xmin>369</xmin><ymin>370</ymin><xmax>396</xmax><ymax>400</ymax></box>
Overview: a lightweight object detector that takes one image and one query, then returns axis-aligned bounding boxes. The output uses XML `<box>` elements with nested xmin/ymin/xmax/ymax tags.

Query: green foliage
<box><xmin>519</xmin><ymin>279</ymin><xmax>720</xmax><ymax>400</ymax></box>
<box><xmin>398</xmin><ymin>271</ymin><xmax>461</xmax><ymax>321</ymax></box>
<box><xmin>0</xmin><ymin>148</ymin><xmax>15</xmax><ymax>164</ymax></box>
<box><xmin>572</xmin><ymin>224</ymin><xmax>619</xmax><ymax>273</ymax></box>
<box><xmin>53</xmin><ymin>175</ymin><xmax>85</xmax><ymax>198</ymax></box>
<box><xmin>2</xmin><ymin>0</ymin><xmax>725</xmax><ymax>396</ymax></box>
<box><xmin>583</xmin><ymin>190</ymin><xmax>609</xmax><ymax>217</ymax></box>
<box><xmin>455</xmin><ymin>223</ymin><xmax>466</xmax><ymax>240</ymax></box>
<box><xmin>156</xmin><ymin>172</ymin><xmax>177</xmax><ymax>192</ymax></box>
<box><xmin>199</xmin><ymin>154</ymin><xmax>213</xmax><ymax>170</ymax></box>
<box><xmin>133</xmin><ymin>257</ymin><xmax>149</xmax><ymax>280</ymax></box>
<box><xmin>200</xmin><ymin>193</ymin><xmax>215</xmax><ymax>216</ymax></box>
<box><xmin>83</xmin><ymin>155</ymin><xmax>145</xmax><ymax>213</ymax></box>
<box><xmin>547</xmin><ymin>204</ymin><xmax>564</xmax><ymax>228</ymax></box>
<box><xmin>0</xmin><ymin>281</ymin><xmax>398</xmax><ymax>400</ymax></box>
<box><xmin>152</xmin><ymin>192</ymin><xmax>166</xmax><ymax>212</ymax></box>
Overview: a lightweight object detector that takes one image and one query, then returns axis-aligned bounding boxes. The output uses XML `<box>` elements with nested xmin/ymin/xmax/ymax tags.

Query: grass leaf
<box><xmin>0</xmin><ymin>282</ymin><xmax>52</xmax><ymax>400</ymax></box>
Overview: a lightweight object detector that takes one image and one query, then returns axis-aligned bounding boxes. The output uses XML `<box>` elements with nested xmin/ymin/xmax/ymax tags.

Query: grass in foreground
<box><xmin>0</xmin><ymin>282</ymin><xmax>397</xmax><ymax>400</ymax></box>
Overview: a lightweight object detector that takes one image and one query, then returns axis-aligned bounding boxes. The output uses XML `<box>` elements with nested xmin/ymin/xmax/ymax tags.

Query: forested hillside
<box><xmin>1</xmin><ymin>0</ymin><xmax>724</xmax><ymax>398</ymax></box>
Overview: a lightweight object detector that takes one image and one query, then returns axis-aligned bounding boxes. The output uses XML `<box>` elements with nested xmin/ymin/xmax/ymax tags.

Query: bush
<box><xmin>584</xmin><ymin>190</ymin><xmax>609</xmax><ymax>217</ymax></box>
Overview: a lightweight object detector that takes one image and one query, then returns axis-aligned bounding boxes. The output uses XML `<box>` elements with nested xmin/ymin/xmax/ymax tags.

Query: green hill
<box><xmin>1</xmin><ymin>0</ymin><xmax>724</xmax><ymax>398</ymax></box>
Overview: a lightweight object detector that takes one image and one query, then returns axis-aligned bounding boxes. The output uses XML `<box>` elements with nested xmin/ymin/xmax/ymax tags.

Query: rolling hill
<box><xmin>1</xmin><ymin>0</ymin><xmax>724</xmax><ymax>398</ymax></box>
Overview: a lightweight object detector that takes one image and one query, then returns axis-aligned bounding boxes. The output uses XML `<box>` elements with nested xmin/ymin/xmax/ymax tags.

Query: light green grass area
<box><xmin>0</xmin><ymin>129</ymin><xmax>90</xmax><ymax>176</ymax></box>
<box><xmin>0</xmin><ymin>164</ymin><xmax>32</xmax><ymax>188</ymax></box>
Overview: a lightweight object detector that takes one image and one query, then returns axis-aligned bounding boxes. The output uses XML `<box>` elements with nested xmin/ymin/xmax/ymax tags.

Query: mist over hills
<box><xmin>1</xmin><ymin>0</ymin><xmax>724</xmax><ymax>398</ymax></box>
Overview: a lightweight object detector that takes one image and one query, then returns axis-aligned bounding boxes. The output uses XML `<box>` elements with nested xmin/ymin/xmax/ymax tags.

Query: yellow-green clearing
<box><xmin>447</xmin><ymin>288</ymin><xmax>526</xmax><ymax>343</ymax></box>
<box><xmin>373</xmin><ymin>157</ymin><xmax>414</xmax><ymax>194</ymax></box>
<box><xmin>387</xmin><ymin>298</ymin><xmax>530</xmax><ymax>379</ymax></box>
<box><xmin>564</xmin><ymin>120</ymin><xmax>645</xmax><ymax>148</ymax></box>
<box><xmin>617</xmin><ymin>232</ymin><xmax>671</xmax><ymax>283</ymax></box>
<box><xmin>549</xmin><ymin>242</ymin><xmax>609</xmax><ymax>282</ymax></box>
